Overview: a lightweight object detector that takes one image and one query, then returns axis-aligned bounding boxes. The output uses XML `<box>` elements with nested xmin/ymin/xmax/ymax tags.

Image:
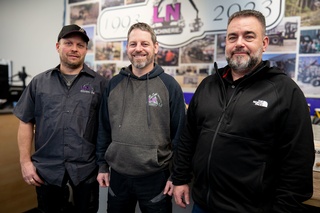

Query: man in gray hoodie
<box><xmin>96</xmin><ymin>22</ymin><xmax>186</xmax><ymax>213</ymax></box>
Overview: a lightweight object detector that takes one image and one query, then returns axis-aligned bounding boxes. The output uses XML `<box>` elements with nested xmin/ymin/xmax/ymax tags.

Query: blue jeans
<box><xmin>192</xmin><ymin>203</ymin><xmax>211</xmax><ymax>213</ymax></box>
<box><xmin>107</xmin><ymin>169</ymin><xmax>172</xmax><ymax>213</ymax></box>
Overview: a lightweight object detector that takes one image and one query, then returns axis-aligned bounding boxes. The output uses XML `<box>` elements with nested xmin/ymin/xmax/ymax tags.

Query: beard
<box><xmin>60</xmin><ymin>55</ymin><xmax>83</xmax><ymax>69</ymax></box>
<box><xmin>129</xmin><ymin>54</ymin><xmax>154</xmax><ymax>70</ymax></box>
<box><xmin>226</xmin><ymin>48</ymin><xmax>262</xmax><ymax>73</ymax></box>
<box><xmin>65</xmin><ymin>61</ymin><xmax>82</xmax><ymax>69</ymax></box>
<box><xmin>132</xmin><ymin>59</ymin><xmax>148</xmax><ymax>69</ymax></box>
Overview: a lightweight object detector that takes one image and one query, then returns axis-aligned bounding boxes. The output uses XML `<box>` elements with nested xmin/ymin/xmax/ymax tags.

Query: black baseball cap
<box><xmin>57</xmin><ymin>24</ymin><xmax>89</xmax><ymax>43</ymax></box>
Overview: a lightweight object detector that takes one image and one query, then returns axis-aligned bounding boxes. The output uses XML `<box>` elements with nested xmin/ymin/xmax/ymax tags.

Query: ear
<box><xmin>154</xmin><ymin>42</ymin><xmax>159</xmax><ymax>55</ymax></box>
<box><xmin>56</xmin><ymin>42</ymin><xmax>60</xmax><ymax>52</ymax></box>
<box><xmin>262</xmin><ymin>36</ymin><xmax>269</xmax><ymax>52</ymax></box>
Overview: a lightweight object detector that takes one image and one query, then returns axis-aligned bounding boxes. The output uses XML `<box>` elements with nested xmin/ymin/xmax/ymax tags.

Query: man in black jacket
<box><xmin>172</xmin><ymin>10</ymin><xmax>315</xmax><ymax>213</ymax></box>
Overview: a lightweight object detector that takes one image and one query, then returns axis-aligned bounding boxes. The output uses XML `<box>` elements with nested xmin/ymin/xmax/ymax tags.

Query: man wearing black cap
<box><xmin>13</xmin><ymin>24</ymin><xmax>108</xmax><ymax>213</ymax></box>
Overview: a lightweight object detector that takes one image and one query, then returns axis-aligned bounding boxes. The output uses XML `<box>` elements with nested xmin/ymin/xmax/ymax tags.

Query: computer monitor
<box><xmin>0</xmin><ymin>59</ymin><xmax>12</xmax><ymax>100</ymax></box>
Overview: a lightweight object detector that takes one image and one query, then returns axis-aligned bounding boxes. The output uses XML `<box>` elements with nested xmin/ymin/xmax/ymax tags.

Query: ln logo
<box><xmin>152</xmin><ymin>1</ymin><xmax>203</xmax><ymax>35</ymax></box>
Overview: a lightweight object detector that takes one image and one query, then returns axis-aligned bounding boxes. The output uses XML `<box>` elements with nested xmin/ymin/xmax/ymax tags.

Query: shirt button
<box><xmin>231</xmin><ymin>85</ymin><xmax>235</xmax><ymax>89</ymax></box>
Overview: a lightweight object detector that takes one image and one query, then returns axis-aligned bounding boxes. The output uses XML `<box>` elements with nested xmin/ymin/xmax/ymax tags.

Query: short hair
<box><xmin>127</xmin><ymin>22</ymin><xmax>157</xmax><ymax>44</ymax></box>
<box><xmin>228</xmin><ymin>10</ymin><xmax>266</xmax><ymax>35</ymax></box>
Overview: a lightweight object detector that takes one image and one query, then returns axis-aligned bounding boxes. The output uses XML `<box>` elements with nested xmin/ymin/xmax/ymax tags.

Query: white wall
<box><xmin>0</xmin><ymin>0</ymin><xmax>64</xmax><ymax>86</ymax></box>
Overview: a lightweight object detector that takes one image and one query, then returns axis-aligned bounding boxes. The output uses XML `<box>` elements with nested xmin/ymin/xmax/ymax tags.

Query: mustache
<box><xmin>231</xmin><ymin>48</ymin><xmax>250</xmax><ymax>55</ymax></box>
<box><xmin>67</xmin><ymin>54</ymin><xmax>80</xmax><ymax>57</ymax></box>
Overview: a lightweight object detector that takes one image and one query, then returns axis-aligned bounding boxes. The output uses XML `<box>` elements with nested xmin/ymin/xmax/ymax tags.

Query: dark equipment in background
<box><xmin>13</xmin><ymin>66</ymin><xmax>29</xmax><ymax>89</ymax></box>
<box><xmin>0</xmin><ymin>59</ymin><xmax>11</xmax><ymax>101</ymax></box>
<box><xmin>0</xmin><ymin>61</ymin><xmax>30</xmax><ymax>110</ymax></box>
<box><xmin>10</xmin><ymin>66</ymin><xmax>29</xmax><ymax>103</ymax></box>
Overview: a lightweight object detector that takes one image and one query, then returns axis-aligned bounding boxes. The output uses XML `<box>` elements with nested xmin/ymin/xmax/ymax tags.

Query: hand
<box><xmin>173</xmin><ymin>184</ymin><xmax>190</xmax><ymax>208</ymax></box>
<box><xmin>97</xmin><ymin>172</ymin><xmax>110</xmax><ymax>187</ymax></box>
<box><xmin>21</xmin><ymin>161</ymin><xmax>44</xmax><ymax>187</ymax></box>
<box><xmin>163</xmin><ymin>180</ymin><xmax>173</xmax><ymax>196</ymax></box>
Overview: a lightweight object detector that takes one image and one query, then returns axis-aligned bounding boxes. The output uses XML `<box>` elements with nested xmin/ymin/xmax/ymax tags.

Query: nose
<box><xmin>235</xmin><ymin>37</ymin><xmax>245</xmax><ymax>47</ymax></box>
<box><xmin>71</xmin><ymin>44</ymin><xmax>78</xmax><ymax>51</ymax></box>
<box><xmin>135</xmin><ymin>43</ymin><xmax>143</xmax><ymax>51</ymax></box>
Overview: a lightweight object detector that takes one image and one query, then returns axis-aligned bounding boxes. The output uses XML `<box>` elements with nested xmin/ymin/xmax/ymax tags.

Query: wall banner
<box><xmin>66</xmin><ymin>0</ymin><xmax>320</xmax><ymax>100</ymax></box>
<box><xmin>98</xmin><ymin>0</ymin><xmax>285</xmax><ymax>48</ymax></box>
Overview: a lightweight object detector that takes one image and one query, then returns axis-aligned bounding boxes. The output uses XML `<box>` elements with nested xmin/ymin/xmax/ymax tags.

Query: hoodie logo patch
<box><xmin>148</xmin><ymin>93</ymin><xmax>163</xmax><ymax>107</ymax></box>
<box><xmin>253</xmin><ymin>100</ymin><xmax>268</xmax><ymax>108</ymax></box>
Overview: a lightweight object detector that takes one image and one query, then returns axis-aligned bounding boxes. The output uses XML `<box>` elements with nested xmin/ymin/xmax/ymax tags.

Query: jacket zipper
<box><xmin>205</xmin><ymin>62</ymin><xmax>267</xmax><ymax>205</ymax></box>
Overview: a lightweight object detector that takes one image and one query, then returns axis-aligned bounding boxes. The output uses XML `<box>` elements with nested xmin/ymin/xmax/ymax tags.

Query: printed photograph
<box><xmin>180</xmin><ymin>35</ymin><xmax>215</xmax><ymax>64</ymax></box>
<box><xmin>299</xmin><ymin>28</ymin><xmax>320</xmax><ymax>54</ymax></box>
<box><xmin>85</xmin><ymin>54</ymin><xmax>94</xmax><ymax>70</ymax></box>
<box><xmin>101</xmin><ymin>0</ymin><xmax>124</xmax><ymax>10</ymax></box>
<box><xmin>96</xmin><ymin>63</ymin><xmax>116</xmax><ymax>80</ymax></box>
<box><xmin>69</xmin><ymin>0</ymin><xmax>87</xmax><ymax>4</ymax></box>
<box><xmin>122</xmin><ymin>41</ymin><xmax>129</xmax><ymax>61</ymax></box>
<box><xmin>297</xmin><ymin>55</ymin><xmax>320</xmax><ymax>96</ymax></box>
<box><xmin>126</xmin><ymin>0</ymin><xmax>145</xmax><ymax>5</ymax></box>
<box><xmin>95</xmin><ymin>40</ymin><xmax>122</xmax><ymax>61</ymax></box>
<box><xmin>263</xmin><ymin>53</ymin><xmax>297</xmax><ymax>78</ymax></box>
<box><xmin>82</xmin><ymin>25</ymin><xmax>95</xmax><ymax>53</ymax></box>
<box><xmin>266</xmin><ymin>17</ymin><xmax>300</xmax><ymax>53</ymax></box>
<box><xmin>216</xmin><ymin>33</ymin><xmax>226</xmax><ymax>62</ymax></box>
<box><xmin>156</xmin><ymin>47</ymin><xmax>179</xmax><ymax>66</ymax></box>
<box><xmin>285</xmin><ymin>0</ymin><xmax>320</xmax><ymax>26</ymax></box>
<box><xmin>70</xmin><ymin>2</ymin><xmax>99</xmax><ymax>25</ymax></box>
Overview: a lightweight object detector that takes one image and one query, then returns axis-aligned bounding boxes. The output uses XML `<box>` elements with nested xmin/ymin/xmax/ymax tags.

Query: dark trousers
<box><xmin>36</xmin><ymin>170</ymin><xmax>99</xmax><ymax>213</ymax></box>
<box><xmin>192</xmin><ymin>203</ymin><xmax>211</xmax><ymax>213</ymax></box>
<box><xmin>107</xmin><ymin>169</ymin><xmax>172</xmax><ymax>213</ymax></box>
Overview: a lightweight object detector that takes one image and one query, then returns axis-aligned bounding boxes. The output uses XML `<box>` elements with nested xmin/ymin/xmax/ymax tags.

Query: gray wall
<box><xmin>0</xmin><ymin>0</ymin><xmax>64</xmax><ymax>86</ymax></box>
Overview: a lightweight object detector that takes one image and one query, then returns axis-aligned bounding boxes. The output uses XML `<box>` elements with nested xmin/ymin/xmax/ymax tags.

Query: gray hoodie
<box><xmin>96</xmin><ymin>64</ymin><xmax>186</xmax><ymax>176</ymax></box>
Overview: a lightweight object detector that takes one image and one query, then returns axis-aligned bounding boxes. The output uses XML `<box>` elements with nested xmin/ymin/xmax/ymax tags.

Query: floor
<box><xmin>23</xmin><ymin>187</ymin><xmax>193</xmax><ymax>213</ymax></box>
<box><xmin>98</xmin><ymin>187</ymin><xmax>193</xmax><ymax>213</ymax></box>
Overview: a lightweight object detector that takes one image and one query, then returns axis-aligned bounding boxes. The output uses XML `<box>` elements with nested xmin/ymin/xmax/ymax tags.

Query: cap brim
<box><xmin>61</xmin><ymin>31</ymin><xmax>89</xmax><ymax>42</ymax></box>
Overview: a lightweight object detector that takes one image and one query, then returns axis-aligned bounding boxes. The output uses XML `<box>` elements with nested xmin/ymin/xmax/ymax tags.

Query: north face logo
<box><xmin>253</xmin><ymin>100</ymin><xmax>268</xmax><ymax>108</ymax></box>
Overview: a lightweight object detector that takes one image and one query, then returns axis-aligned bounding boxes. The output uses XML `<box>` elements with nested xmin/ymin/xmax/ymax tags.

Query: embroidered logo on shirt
<box><xmin>80</xmin><ymin>83</ymin><xmax>95</xmax><ymax>94</ymax></box>
<box><xmin>253</xmin><ymin>100</ymin><xmax>268</xmax><ymax>108</ymax></box>
<box><xmin>148</xmin><ymin>93</ymin><xmax>163</xmax><ymax>107</ymax></box>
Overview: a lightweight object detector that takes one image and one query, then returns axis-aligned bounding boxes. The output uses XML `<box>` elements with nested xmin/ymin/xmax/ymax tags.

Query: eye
<box><xmin>129</xmin><ymin>43</ymin><xmax>136</xmax><ymax>47</ymax></box>
<box><xmin>245</xmin><ymin>36</ymin><xmax>254</xmax><ymax>41</ymax></box>
<box><xmin>228</xmin><ymin>36</ymin><xmax>237</xmax><ymax>43</ymax></box>
<box><xmin>245</xmin><ymin>33</ymin><xmax>255</xmax><ymax>41</ymax></box>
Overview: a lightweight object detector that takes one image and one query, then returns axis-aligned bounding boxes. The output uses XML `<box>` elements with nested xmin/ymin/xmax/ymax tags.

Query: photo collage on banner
<box><xmin>66</xmin><ymin>0</ymin><xmax>320</xmax><ymax>97</ymax></box>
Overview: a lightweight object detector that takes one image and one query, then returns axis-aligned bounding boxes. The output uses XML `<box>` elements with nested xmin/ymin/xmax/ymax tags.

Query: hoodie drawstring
<box><xmin>119</xmin><ymin>73</ymin><xmax>131</xmax><ymax>128</ymax></box>
<box><xmin>146</xmin><ymin>73</ymin><xmax>151</xmax><ymax>128</ymax></box>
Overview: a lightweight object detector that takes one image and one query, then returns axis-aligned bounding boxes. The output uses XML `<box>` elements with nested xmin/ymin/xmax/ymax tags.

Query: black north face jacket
<box><xmin>172</xmin><ymin>61</ymin><xmax>314</xmax><ymax>212</ymax></box>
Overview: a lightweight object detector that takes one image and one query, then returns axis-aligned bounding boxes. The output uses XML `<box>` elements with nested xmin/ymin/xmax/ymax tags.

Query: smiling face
<box><xmin>56</xmin><ymin>34</ymin><xmax>87</xmax><ymax>73</ymax></box>
<box><xmin>126</xmin><ymin>29</ymin><xmax>159</xmax><ymax>76</ymax></box>
<box><xmin>225</xmin><ymin>16</ymin><xmax>269</xmax><ymax>78</ymax></box>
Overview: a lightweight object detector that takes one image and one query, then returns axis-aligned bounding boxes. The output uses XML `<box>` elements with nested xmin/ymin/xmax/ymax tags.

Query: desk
<box><xmin>0</xmin><ymin>114</ymin><xmax>37</xmax><ymax>213</ymax></box>
<box><xmin>305</xmin><ymin>130</ymin><xmax>320</xmax><ymax>208</ymax></box>
<box><xmin>304</xmin><ymin>171</ymin><xmax>320</xmax><ymax>208</ymax></box>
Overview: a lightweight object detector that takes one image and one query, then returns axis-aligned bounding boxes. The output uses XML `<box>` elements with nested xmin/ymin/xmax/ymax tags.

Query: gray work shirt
<box><xmin>13</xmin><ymin>64</ymin><xmax>108</xmax><ymax>186</ymax></box>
